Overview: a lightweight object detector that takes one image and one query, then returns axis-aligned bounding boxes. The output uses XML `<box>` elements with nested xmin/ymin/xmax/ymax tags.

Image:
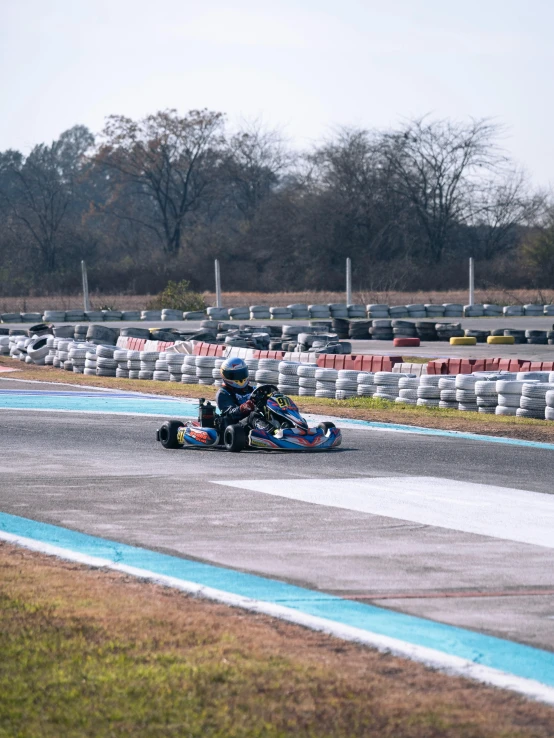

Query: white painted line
<box><xmin>2</xmin><ymin>529</ymin><xmax>554</xmax><ymax>707</ymax></box>
<box><xmin>214</xmin><ymin>476</ymin><xmax>554</xmax><ymax>550</ymax></box>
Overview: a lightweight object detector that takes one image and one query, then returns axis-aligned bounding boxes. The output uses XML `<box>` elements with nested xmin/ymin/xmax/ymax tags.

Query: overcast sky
<box><xmin>1</xmin><ymin>0</ymin><xmax>552</xmax><ymax>188</ymax></box>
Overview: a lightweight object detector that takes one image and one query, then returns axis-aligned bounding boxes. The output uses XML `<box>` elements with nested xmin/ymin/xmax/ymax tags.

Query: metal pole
<box><xmin>81</xmin><ymin>260</ymin><xmax>91</xmax><ymax>312</ymax></box>
<box><xmin>214</xmin><ymin>259</ymin><xmax>222</xmax><ymax>308</ymax></box>
<box><xmin>469</xmin><ymin>257</ymin><xmax>474</xmax><ymax>307</ymax></box>
<box><xmin>346</xmin><ymin>257</ymin><xmax>352</xmax><ymax>306</ymax></box>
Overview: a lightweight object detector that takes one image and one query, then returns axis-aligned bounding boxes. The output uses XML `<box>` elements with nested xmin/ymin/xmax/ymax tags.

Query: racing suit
<box><xmin>216</xmin><ymin>383</ymin><xmax>255</xmax><ymax>428</ymax></box>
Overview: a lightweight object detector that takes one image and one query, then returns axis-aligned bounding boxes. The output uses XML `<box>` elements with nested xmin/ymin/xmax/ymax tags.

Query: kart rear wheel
<box><xmin>224</xmin><ymin>424</ymin><xmax>247</xmax><ymax>452</ymax></box>
<box><xmin>317</xmin><ymin>421</ymin><xmax>336</xmax><ymax>433</ymax></box>
<box><xmin>158</xmin><ymin>419</ymin><xmax>185</xmax><ymax>449</ymax></box>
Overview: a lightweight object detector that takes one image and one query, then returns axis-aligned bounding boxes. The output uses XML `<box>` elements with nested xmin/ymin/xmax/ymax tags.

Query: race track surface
<box><xmin>1</xmin><ymin>379</ymin><xmax>554</xmax><ymax>655</ymax></box>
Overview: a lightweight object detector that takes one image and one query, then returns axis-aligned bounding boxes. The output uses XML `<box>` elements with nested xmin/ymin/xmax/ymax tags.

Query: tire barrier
<box><xmin>8</xmin><ymin>327</ymin><xmax>554</xmax><ymax>420</ymax></box>
<box><xmin>5</xmin><ymin>301</ymin><xmax>554</xmax><ymax>324</ymax></box>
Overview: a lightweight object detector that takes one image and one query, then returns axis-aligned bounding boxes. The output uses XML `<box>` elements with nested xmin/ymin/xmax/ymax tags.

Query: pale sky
<box><xmin>1</xmin><ymin>0</ymin><xmax>553</xmax><ymax>188</ymax></box>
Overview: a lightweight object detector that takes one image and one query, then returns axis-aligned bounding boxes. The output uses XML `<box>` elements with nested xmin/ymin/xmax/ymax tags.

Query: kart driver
<box><xmin>216</xmin><ymin>357</ymin><xmax>256</xmax><ymax>426</ymax></box>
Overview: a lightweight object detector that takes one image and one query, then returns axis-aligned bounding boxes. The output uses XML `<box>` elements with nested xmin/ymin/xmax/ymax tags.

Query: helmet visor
<box><xmin>222</xmin><ymin>366</ymin><xmax>248</xmax><ymax>383</ymax></box>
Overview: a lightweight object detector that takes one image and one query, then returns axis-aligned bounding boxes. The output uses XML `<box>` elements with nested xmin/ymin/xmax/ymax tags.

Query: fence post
<box><xmin>81</xmin><ymin>260</ymin><xmax>90</xmax><ymax>312</ymax></box>
<box><xmin>346</xmin><ymin>257</ymin><xmax>352</xmax><ymax>306</ymax></box>
<box><xmin>469</xmin><ymin>257</ymin><xmax>474</xmax><ymax>306</ymax></box>
<box><xmin>214</xmin><ymin>259</ymin><xmax>222</xmax><ymax>308</ymax></box>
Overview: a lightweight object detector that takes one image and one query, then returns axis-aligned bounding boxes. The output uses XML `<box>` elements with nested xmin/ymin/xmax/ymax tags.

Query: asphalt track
<box><xmin>1</xmin><ymin>378</ymin><xmax>554</xmax><ymax>664</ymax></box>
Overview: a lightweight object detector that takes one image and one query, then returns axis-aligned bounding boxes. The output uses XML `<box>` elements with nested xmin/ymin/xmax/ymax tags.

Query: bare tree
<box><xmin>0</xmin><ymin>126</ymin><xmax>94</xmax><ymax>272</ymax></box>
<box><xmin>96</xmin><ymin>109</ymin><xmax>225</xmax><ymax>255</ymax></box>
<box><xmin>222</xmin><ymin>120</ymin><xmax>294</xmax><ymax>220</ymax></box>
<box><xmin>381</xmin><ymin>117</ymin><xmax>507</xmax><ymax>262</ymax></box>
<box><xmin>468</xmin><ymin>169</ymin><xmax>546</xmax><ymax>259</ymax></box>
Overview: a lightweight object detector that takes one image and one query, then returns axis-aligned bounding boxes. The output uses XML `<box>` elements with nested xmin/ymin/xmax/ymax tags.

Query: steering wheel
<box><xmin>249</xmin><ymin>384</ymin><xmax>278</xmax><ymax>408</ymax></box>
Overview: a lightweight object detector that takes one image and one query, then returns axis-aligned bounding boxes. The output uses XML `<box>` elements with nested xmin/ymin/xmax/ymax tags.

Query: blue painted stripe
<box><xmin>0</xmin><ymin>392</ymin><xmax>198</xmax><ymax>417</ymax></box>
<box><xmin>324</xmin><ymin>417</ymin><xmax>554</xmax><ymax>451</ymax></box>
<box><xmin>1</xmin><ymin>511</ymin><xmax>553</xmax><ymax>686</ymax></box>
<box><xmin>2</xmin><ymin>387</ymin><xmax>554</xmax><ymax>451</ymax></box>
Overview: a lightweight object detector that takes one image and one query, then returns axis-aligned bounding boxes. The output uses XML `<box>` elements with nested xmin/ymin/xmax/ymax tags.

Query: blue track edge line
<box><xmin>323</xmin><ymin>417</ymin><xmax>554</xmax><ymax>451</ymax></box>
<box><xmin>1</xmin><ymin>511</ymin><xmax>553</xmax><ymax>688</ymax></box>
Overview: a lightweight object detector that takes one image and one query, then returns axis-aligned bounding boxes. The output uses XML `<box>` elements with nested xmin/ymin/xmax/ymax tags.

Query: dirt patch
<box><xmin>1</xmin><ymin>542</ymin><xmax>553</xmax><ymax>737</ymax></box>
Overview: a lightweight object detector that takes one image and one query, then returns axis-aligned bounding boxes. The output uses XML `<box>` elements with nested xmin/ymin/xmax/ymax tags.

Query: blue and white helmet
<box><xmin>220</xmin><ymin>357</ymin><xmax>249</xmax><ymax>389</ymax></box>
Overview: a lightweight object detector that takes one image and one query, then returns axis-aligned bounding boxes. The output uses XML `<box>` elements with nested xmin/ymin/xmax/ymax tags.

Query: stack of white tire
<box><xmin>196</xmin><ymin>355</ymin><xmax>216</xmax><ymax>385</ymax></box>
<box><xmin>545</xmin><ymin>389</ymin><xmax>554</xmax><ymax>420</ymax></box>
<box><xmin>255</xmin><ymin>358</ymin><xmax>281</xmax><ymax>385</ymax></box>
<box><xmin>287</xmin><ymin>304</ymin><xmax>311</xmax><ymax>319</ymax></box>
<box><xmin>167</xmin><ymin>353</ymin><xmax>185</xmax><ymax>382</ymax></box>
<box><xmin>0</xmin><ymin>335</ymin><xmax>9</xmax><ymax>355</ymax></box>
<box><xmin>161</xmin><ymin>309</ymin><xmax>182</xmax><ymax>321</ymax></box>
<box><xmin>97</xmin><ymin>345</ymin><xmax>118</xmax><ymax>377</ymax></box>
<box><xmin>335</xmin><ymin>370</ymin><xmax>359</xmax><ymax>399</ymax></box>
<box><xmin>439</xmin><ymin>377</ymin><xmax>457</xmax><ymax>409</ymax></box>
<box><xmin>181</xmin><ymin>355</ymin><xmax>199</xmax><ymax>384</ymax></box>
<box><xmin>396</xmin><ymin>375</ymin><xmax>419</xmax><ymax>405</ymax></box>
<box><xmin>114</xmin><ymin>349</ymin><xmax>130</xmax><ymax>378</ymax></box>
<box><xmin>347</xmin><ymin>304</ymin><xmax>366</xmax><ymax>318</ymax></box>
<box><xmin>315</xmin><ymin>367</ymin><xmax>337</xmax><ymax>398</ymax></box>
<box><xmin>474</xmin><ymin>378</ymin><xmax>499</xmax><ymax>413</ymax></box>
<box><xmin>137</xmin><ymin>350</ymin><xmax>157</xmax><ymax>380</ymax></box>
<box><xmin>455</xmin><ymin>374</ymin><xmax>479</xmax><ymax>412</ymax></box>
<box><xmin>297</xmin><ymin>363</ymin><xmax>318</xmax><ymax>396</ymax></box>
<box><xmin>406</xmin><ymin>304</ymin><xmax>427</xmax><ymax>319</ymax></box>
<box><xmin>250</xmin><ymin>305</ymin><xmax>271</xmax><ymax>320</ymax></box>
<box><xmin>68</xmin><ymin>344</ymin><xmax>88</xmax><ymax>373</ymax></box>
<box><xmin>357</xmin><ymin>372</ymin><xmax>376</xmax><ymax>396</ymax></box>
<box><xmin>495</xmin><ymin>380</ymin><xmax>536</xmax><ymax>416</ymax></box>
<box><xmin>443</xmin><ymin>303</ymin><xmax>464</xmax><ymax>318</ymax></box>
<box><xmin>278</xmin><ymin>361</ymin><xmax>301</xmax><ymax>395</ymax></box>
<box><xmin>212</xmin><ymin>358</ymin><xmax>225</xmax><ymax>387</ymax></box>
<box><xmin>366</xmin><ymin>304</ymin><xmax>389</xmax><ymax>318</ymax></box>
<box><xmin>269</xmin><ymin>306</ymin><xmax>292</xmax><ymax>320</ymax></box>
<box><xmin>517</xmin><ymin>382</ymin><xmax>554</xmax><ymax>419</ymax></box>
<box><xmin>309</xmin><ymin>304</ymin><xmax>331</xmax><ymax>319</ymax></box>
<box><xmin>417</xmin><ymin>375</ymin><xmax>441</xmax><ymax>407</ymax></box>
<box><xmin>229</xmin><ymin>307</ymin><xmax>250</xmax><ymax>320</ymax></box>
<box><xmin>153</xmin><ymin>352</ymin><xmax>170</xmax><ymax>381</ymax></box>
<box><xmin>374</xmin><ymin>371</ymin><xmax>412</xmax><ymax>401</ymax></box>
<box><xmin>126</xmin><ymin>350</ymin><xmax>141</xmax><ymax>379</ymax></box>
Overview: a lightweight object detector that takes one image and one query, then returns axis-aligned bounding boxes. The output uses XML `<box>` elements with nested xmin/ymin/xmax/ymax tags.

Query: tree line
<box><xmin>0</xmin><ymin>109</ymin><xmax>551</xmax><ymax>297</ymax></box>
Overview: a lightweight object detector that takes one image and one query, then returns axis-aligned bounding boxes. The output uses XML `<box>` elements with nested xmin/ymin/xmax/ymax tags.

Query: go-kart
<box><xmin>156</xmin><ymin>384</ymin><xmax>342</xmax><ymax>452</ymax></box>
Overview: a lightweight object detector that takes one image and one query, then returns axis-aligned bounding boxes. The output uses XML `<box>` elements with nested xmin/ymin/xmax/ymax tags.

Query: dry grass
<box><xmin>3</xmin><ymin>288</ymin><xmax>554</xmax><ymax>312</ymax></box>
<box><xmin>3</xmin><ymin>357</ymin><xmax>554</xmax><ymax>444</ymax></box>
<box><xmin>2</xmin><ymin>541</ymin><xmax>553</xmax><ymax>737</ymax></box>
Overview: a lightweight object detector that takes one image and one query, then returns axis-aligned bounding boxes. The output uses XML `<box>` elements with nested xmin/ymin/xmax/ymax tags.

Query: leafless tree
<box><xmin>96</xmin><ymin>109</ymin><xmax>225</xmax><ymax>255</ymax></box>
<box><xmin>0</xmin><ymin>126</ymin><xmax>94</xmax><ymax>272</ymax></box>
<box><xmin>381</xmin><ymin>117</ymin><xmax>508</xmax><ymax>262</ymax></box>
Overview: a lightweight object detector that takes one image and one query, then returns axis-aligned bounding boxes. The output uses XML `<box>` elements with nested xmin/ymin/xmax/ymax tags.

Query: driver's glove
<box><xmin>239</xmin><ymin>399</ymin><xmax>255</xmax><ymax>414</ymax></box>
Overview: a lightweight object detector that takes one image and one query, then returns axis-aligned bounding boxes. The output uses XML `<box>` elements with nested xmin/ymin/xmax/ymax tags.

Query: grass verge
<box><xmin>2</xmin><ymin>357</ymin><xmax>554</xmax><ymax>443</ymax></box>
<box><xmin>1</xmin><ymin>542</ymin><xmax>553</xmax><ymax>738</ymax></box>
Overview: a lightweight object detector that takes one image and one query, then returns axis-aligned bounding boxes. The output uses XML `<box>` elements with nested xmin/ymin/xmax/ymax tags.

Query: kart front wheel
<box><xmin>224</xmin><ymin>424</ymin><xmax>247</xmax><ymax>452</ymax></box>
<box><xmin>158</xmin><ymin>420</ymin><xmax>185</xmax><ymax>449</ymax></box>
<box><xmin>317</xmin><ymin>421</ymin><xmax>336</xmax><ymax>433</ymax></box>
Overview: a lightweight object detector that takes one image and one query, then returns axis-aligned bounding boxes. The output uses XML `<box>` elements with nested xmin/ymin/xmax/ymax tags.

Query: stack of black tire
<box><xmin>464</xmin><ymin>329</ymin><xmax>490</xmax><ymax>343</ymax></box>
<box><xmin>370</xmin><ymin>319</ymin><xmax>393</xmax><ymax>340</ymax></box>
<box><xmin>503</xmin><ymin>329</ymin><xmax>526</xmax><ymax>344</ymax></box>
<box><xmin>392</xmin><ymin>320</ymin><xmax>417</xmax><ymax>339</ymax></box>
<box><xmin>526</xmin><ymin>330</ymin><xmax>548</xmax><ymax>345</ymax></box>
<box><xmin>349</xmin><ymin>320</ymin><xmax>371</xmax><ymax>340</ymax></box>
<box><xmin>435</xmin><ymin>323</ymin><xmax>464</xmax><ymax>341</ymax></box>
<box><xmin>415</xmin><ymin>321</ymin><xmax>438</xmax><ymax>341</ymax></box>
<box><xmin>332</xmin><ymin>318</ymin><xmax>350</xmax><ymax>339</ymax></box>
